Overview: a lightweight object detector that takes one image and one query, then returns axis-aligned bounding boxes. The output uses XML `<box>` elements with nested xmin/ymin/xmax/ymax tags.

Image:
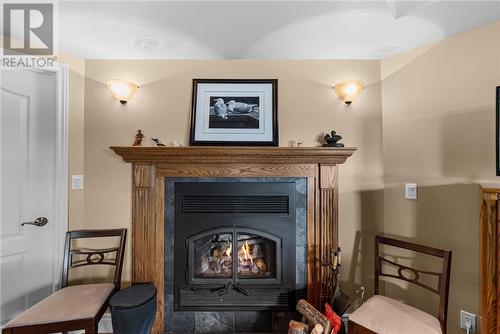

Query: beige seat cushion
<box><xmin>349</xmin><ymin>295</ymin><xmax>442</xmax><ymax>334</ymax></box>
<box><xmin>4</xmin><ymin>283</ymin><xmax>115</xmax><ymax>328</ymax></box>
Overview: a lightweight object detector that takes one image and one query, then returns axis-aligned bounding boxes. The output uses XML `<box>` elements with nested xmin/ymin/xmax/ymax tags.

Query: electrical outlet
<box><xmin>460</xmin><ymin>310</ymin><xmax>476</xmax><ymax>333</ymax></box>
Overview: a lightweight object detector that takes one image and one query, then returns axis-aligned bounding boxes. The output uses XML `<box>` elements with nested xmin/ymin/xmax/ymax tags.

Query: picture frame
<box><xmin>496</xmin><ymin>86</ymin><xmax>500</xmax><ymax>175</ymax></box>
<box><xmin>190</xmin><ymin>79</ymin><xmax>278</xmax><ymax>146</ymax></box>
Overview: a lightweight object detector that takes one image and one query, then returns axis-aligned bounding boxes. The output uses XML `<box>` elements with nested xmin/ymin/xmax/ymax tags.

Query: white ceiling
<box><xmin>57</xmin><ymin>1</ymin><xmax>500</xmax><ymax>59</ymax></box>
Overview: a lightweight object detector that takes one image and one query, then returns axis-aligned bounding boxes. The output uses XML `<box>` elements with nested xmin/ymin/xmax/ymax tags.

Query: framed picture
<box><xmin>190</xmin><ymin>79</ymin><xmax>278</xmax><ymax>146</ymax></box>
<box><xmin>496</xmin><ymin>86</ymin><xmax>500</xmax><ymax>175</ymax></box>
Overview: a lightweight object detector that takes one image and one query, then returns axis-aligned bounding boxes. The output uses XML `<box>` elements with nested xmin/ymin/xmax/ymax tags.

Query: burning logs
<box><xmin>237</xmin><ymin>238</ymin><xmax>271</xmax><ymax>277</ymax></box>
<box><xmin>197</xmin><ymin>234</ymin><xmax>273</xmax><ymax>278</ymax></box>
<box><xmin>207</xmin><ymin>241</ymin><xmax>232</xmax><ymax>275</ymax></box>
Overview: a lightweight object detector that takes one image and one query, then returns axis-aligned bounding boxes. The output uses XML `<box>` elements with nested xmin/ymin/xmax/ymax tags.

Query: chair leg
<box><xmin>84</xmin><ymin>322</ymin><xmax>97</xmax><ymax>334</ymax></box>
<box><xmin>347</xmin><ymin>320</ymin><xmax>354</xmax><ymax>334</ymax></box>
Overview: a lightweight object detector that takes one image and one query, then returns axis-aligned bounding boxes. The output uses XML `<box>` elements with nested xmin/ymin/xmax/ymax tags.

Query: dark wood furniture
<box><xmin>61</xmin><ymin>229</ymin><xmax>127</xmax><ymax>289</ymax></box>
<box><xmin>2</xmin><ymin>229</ymin><xmax>127</xmax><ymax>334</ymax></box>
<box><xmin>480</xmin><ymin>187</ymin><xmax>500</xmax><ymax>334</ymax></box>
<box><xmin>110</xmin><ymin>146</ymin><xmax>356</xmax><ymax>333</ymax></box>
<box><xmin>348</xmin><ymin>235</ymin><xmax>452</xmax><ymax>334</ymax></box>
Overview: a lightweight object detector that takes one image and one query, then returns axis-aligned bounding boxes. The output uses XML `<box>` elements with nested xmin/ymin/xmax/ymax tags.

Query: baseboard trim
<box><xmin>99</xmin><ymin>313</ymin><xmax>113</xmax><ymax>333</ymax></box>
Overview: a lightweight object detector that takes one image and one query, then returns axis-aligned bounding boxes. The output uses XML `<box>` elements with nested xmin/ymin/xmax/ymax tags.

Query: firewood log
<box><xmin>311</xmin><ymin>324</ymin><xmax>324</xmax><ymax>334</ymax></box>
<box><xmin>288</xmin><ymin>320</ymin><xmax>309</xmax><ymax>334</ymax></box>
<box><xmin>296</xmin><ymin>299</ymin><xmax>332</xmax><ymax>334</ymax></box>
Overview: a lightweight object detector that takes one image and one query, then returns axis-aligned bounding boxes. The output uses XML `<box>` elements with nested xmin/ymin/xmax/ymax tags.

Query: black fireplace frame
<box><xmin>173</xmin><ymin>181</ymin><xmax>297</xmax><ymax>311</ymax></box>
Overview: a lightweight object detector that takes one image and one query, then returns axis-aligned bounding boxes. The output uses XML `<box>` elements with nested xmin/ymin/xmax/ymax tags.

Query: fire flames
<box><xmin>239</xmin><ymin>241</ymin><xmax>254</xmax><ymax>265</ymax></box>
<box><xmin>202</xmin><ymin>238</ymin><xmax>269</xmax><ymax>277</ymax></box>
<box><xmin>225</xmin><ymin>242</ymin><xmax>232</xmax><ymax>257</ymax></box>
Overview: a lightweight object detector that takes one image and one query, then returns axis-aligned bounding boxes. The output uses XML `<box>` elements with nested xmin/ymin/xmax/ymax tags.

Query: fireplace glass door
<box><xmin>194</xmin><ymin>232</ymin><xmax>233</xmax><ymax>279</ymax></box>
<box><xmin>237</xmin><ymin>232</ymin><xmax>277</xmax><ymax>279</ymax></box>
<box><xmin>189</xmin><ymin>228</ymin><xmax>281</xmax><ymax>284</ymax></box>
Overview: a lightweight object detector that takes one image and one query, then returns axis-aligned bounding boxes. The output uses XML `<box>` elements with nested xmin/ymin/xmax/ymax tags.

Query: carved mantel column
<box><xmin>319</xmin><ymin>165</ymin><xmax>338</xmax><ymax>307</ymax></box>
<box><xmin>131</xmin><ymin>163</ymin><xmax>164</xmax><ymax>334</ymax></box>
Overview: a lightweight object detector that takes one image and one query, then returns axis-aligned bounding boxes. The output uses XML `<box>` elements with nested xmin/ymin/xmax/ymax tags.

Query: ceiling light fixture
<box><xmin>105</xmin><ymin>79</ymin><xmax>139</xmax><ymax>104</ymax></box>
<box><xmin>333</xmin><ymin>80</ymin><xmax>365</xmax><ymax>106</ymax></box>
<box><xmin>133</xmin><ymin>35</ymin><xmax>162</xmax><ymax>52</ymax></box>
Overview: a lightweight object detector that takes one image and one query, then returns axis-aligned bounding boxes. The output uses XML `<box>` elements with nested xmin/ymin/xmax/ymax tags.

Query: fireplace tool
<box><xmin>213</xmin><ymin>282</ymin><xmax>250</xmax><ymax>296</ymax></box>
<box><xmin>322</xmin><ymin>247</ymin><xmax>352</xmax><ymax>315</ymax></box>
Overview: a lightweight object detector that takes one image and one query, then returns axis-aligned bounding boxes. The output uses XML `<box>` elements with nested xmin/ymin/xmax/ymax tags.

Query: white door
<box><xmin>0</xmin><ymin>68</ymin><xmax>68</xmax><ymax>327</ymax></box>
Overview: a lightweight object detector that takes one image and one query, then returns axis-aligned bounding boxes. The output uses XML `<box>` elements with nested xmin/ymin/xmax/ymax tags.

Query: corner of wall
<box><xmin>60</xmin><ymin>54</ymin><xmax>86</xmax><ymax>230</ymax></box>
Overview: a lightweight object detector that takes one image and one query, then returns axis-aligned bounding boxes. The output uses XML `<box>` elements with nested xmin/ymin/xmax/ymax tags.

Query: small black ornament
<box><xmin>323</xmin><ymin>131</ymin><xmax>344</xmax><ymax>147</ymax></box>
<box><xmin>151</xmin><ymin>138</ymin><xmax>166</xmax><ymax>146</ymax></box>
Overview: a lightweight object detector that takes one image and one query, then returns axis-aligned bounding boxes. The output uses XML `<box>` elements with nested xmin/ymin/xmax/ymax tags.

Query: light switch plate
<box><xmin>405</xmin><ymin>183</ymin><xmax>417</xmax><ymax>200</ymax></box>
<box><xmin>72</xmin><ymin>175</ymin><xmax>84</xmax><ymax>190</ymax></box>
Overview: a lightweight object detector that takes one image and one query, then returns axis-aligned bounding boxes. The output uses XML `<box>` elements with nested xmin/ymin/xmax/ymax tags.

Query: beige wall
<box><xmin>82</xmin><ymin>59</ymin><xmax>384</xmax><ymax>284</ymax></box>
<box><xmin>380</xmin><ymin>22</ymin><xmax>500</xmax><ymax>333</ymax></box>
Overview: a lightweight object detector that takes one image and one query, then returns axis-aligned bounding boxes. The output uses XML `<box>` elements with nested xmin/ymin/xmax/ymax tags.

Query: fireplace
<box><xmin>173</xmin><ymin>181</ymin><xmax>298</xmax><ymax>311</ymax></box>
<box><xmin>110</xmin><ymin>145</ymin><xmax>356</xmax><ymax>333</ymax></box>
<box><xmin>164</xmin><ymin>177</ymin><xmax>307</xmax><ymax>332</ymax></box>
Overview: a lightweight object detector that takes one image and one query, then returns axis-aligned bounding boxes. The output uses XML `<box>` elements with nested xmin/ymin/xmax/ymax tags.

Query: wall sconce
<box><xmin>105</xmin><ymin>79</ymin><xmax>139</xmax><ymax>104</ymax></box>
<box><xmin>333</xmin><ymin>80</ymin><xmax>364</xmax><ymax>106</ymax></box>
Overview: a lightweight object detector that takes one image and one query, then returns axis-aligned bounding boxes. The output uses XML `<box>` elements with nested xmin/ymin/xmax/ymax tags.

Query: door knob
<box><xmin>21</xmin><ymin>217</ymin><xmax>48</xmax><ymax>227</ymax></box>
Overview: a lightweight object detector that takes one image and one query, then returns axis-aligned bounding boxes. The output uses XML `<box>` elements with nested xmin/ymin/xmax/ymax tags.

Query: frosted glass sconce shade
<box><xmin>105</xmin><ymin>79</ymin><xmax>139</xmax><ymax>104</ymax></box>
<box><xmin>333</xmin><ymin>80</ymin><xmax>364</xmax><ymax>105</ymax></box>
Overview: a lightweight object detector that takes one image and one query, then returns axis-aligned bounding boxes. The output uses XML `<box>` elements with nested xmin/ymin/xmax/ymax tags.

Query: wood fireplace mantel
<box><xmin>110</xmin><ymin>146</ymin><xmax>356</xmax><ymax>164</ymax></box>
<box><xmin>111</xmin><ymin>146</ymin><xmax>356</xmax><ymax>334</ymax></box>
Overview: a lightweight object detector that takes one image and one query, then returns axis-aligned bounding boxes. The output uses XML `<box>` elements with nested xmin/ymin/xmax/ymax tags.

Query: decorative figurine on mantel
<box><xmin>151</xmin><ymin>138</ymin><xmax>166</xmax><ymax>146</ymax></box>
<box><xmin>323</xmin><ymin>131</ymin><xmax>344</xmax><ymax>147</ymax></box>
<box><xmin>132</xmin><ymin>130</ymin><xmax>145</xmax><ymax>146</ymax></box>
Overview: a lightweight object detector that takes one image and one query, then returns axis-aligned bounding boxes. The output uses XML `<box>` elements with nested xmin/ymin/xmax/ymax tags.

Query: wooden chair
<box><xmin>348</xmin><ymin>235</ymin><xmax>452</xmax><ymax>334</ymax></box>
<box><xmin>2</xmin><ymin>229</ymin><xmax>127</xmax><ymax>334</ymax></box>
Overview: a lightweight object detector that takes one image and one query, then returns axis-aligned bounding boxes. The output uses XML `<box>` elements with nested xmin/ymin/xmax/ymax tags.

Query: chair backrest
<box><xmin>61</xmin><ymin>229</ymin><xmax>127</xmax><ymax>289</ymax></box>
<box><xmin>374</xmin><ymin>235</ymin><xmax>452</xmax><ymax>333</ymax></box>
